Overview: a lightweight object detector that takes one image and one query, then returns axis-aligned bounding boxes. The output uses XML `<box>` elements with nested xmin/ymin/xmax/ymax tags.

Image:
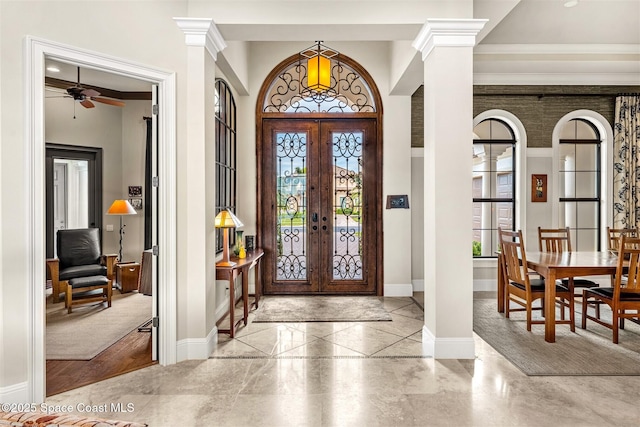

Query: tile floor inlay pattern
<box><xmin>211</xmin><ymin>297</ymin><xmax>427</xmax><ymax>359</ymax></box>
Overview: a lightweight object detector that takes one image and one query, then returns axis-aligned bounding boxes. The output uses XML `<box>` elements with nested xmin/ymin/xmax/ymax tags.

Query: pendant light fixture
<box><xmin>300</xmin><ymin>41</ymin><xmax>339</xmax><ymax>94</ymax></box>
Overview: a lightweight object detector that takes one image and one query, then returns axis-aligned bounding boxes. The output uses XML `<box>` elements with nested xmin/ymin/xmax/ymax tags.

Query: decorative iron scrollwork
<box><xmin>264</xmin><ymin>60</ymin><xmax>376</xmax><ymax>113</ymax></box>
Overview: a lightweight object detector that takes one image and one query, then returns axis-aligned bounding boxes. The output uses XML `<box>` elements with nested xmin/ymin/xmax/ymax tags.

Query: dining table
<box><xmin>497</xmin><ymin>250</ymin><xmax>619</xmax><ymax>343</ymax></box>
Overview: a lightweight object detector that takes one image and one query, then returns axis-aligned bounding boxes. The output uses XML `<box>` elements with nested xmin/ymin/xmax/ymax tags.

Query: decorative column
<box><xmin>413</xmin><ymin>18</ymin><xmax>487</xmax><ymax>358</ymax></box>
<box><xmin>174</xmin><ymin>18</ymin><xmax>226</xmax><ymax>359</ymax></box>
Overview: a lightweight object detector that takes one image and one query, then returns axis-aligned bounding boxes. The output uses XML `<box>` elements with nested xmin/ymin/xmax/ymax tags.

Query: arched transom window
<box><xmin>262</xmin><ymin>53</ymin><xmax>377</xmax><ymax>113</ymax></box>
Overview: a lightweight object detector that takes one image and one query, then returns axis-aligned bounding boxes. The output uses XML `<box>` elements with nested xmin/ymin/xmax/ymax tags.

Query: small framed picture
<box><xmin>128</xmin><ymin>186</ymin><xmax>142</xmax><ymax>198</ymax></box>
<box><xmin>531</xmin><ymin>174</ymin><xmax>547</xmax><ymax>203</ymax></box>
<box><xmin>129</xmin><ymin>197</ymin><xmax>143</xmax><ymax>210</ymax></box>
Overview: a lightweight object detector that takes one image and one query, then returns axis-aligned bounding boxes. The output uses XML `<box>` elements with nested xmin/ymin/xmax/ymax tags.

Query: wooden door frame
<box><xmin>45</xmin><ymin>143</ymin><xmax>103</xmax><ymax>259</ymax></box>
<box><xmin>256</xmin><ymin>53</ymin><xmax>384</xmax><ymax>296</ymax></box>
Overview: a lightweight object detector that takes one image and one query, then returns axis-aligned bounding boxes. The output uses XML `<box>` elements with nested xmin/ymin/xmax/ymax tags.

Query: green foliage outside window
<box><xmin>472</xmin><ymin>240</ymin><xmax>482</xmax><ymax>256</ymax></box>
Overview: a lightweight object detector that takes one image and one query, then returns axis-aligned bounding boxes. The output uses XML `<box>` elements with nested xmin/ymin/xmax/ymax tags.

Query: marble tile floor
<box><xmin>45</xmin><ymin>294</ymin><xmax>640</xmax><ymax>426</ymax></box>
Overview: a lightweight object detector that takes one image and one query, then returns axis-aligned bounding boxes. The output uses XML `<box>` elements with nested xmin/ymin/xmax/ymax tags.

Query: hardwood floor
<box><xmin>46</xmin><ymin>327</ymin><xmax>156</xmax><ymax>397</ymax></box>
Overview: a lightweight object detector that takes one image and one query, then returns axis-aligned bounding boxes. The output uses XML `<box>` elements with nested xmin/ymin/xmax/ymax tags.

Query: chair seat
<box><xmin>562</xmin><ymin>278</ymin><xmax>599</xmax><ymax>288</ymax></box>
<box><xmin>586</xmin><ymin>287</ymin><xmax>640</xmax><ymax>301</ymax></box>
<box><xmin>68</xmin><ymin>275</ymin><xmax>109</xmax><ymax>289</ymax></box>
<box><xmin>511</xmin><ymin>278</ymin><xmax>570</xmax><ymax>293</ymax></box>
<box><xmin>60</xmin><ymin>264</ymin><xmax>107</xmax><ymax>281</ymax></box>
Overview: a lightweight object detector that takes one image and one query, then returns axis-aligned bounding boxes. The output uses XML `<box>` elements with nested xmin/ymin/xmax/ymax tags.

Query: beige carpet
<box><xmin>474</xmin><ymin>295</ymin><xmax>640</xmax><ymax>375</ymax></box>
<box><xmin>252</xmin><ymin>295</ymin><xmax>392</xmax><ymax>322</ymax></box>
<box><xmin>46</xmin><ymin>292</ymin><xmax>151</xmax><ymax>360</ymax></box>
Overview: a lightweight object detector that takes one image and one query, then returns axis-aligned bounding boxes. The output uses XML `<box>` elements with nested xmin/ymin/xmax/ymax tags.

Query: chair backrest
<box><xmin>57</xmin><ymin>228</ymin><xmax>102</xmax><ymax>269</ymax></box>
<box><xmin>615</xmin><ymin>234</ymin><xmax>640</xmax><ymax>293</ymax></box>
<box><xmin>607</xmin><ymin>227</ymin><xmax>638</xmax><ymax>253</ymax></box>
<box><xmin>498</xmin><ymin>227</ymin><xmax>530</xmax><ymax>288</ymax></box>
<box><xmin>538</xmin><ymin>227</ymin><xmax>572</xmax><ymax>253</ymax></box>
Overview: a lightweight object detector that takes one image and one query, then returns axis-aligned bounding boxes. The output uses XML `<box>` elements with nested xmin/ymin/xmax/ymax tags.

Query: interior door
<box><xmin>53</xmin><ymin>162</ymin><xmax>68</xmax><ymax>248</ymax></box>
<box><xmin>45</xmin><ymin>144</ymin><xmax>102</xmax><ymax>259</ymax></box>
<box><xmin>261</xmin><ymin>118</ymin><xmax>378</xmax><ymax>294</ymax></box>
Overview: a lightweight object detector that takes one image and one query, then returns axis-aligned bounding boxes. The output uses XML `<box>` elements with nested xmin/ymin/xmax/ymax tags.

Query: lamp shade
<box><xmin>307</xmin><ymin>54</ymin><xmax>331</xmax><ymax>92</ymax></box>
<box><xmin>106</xmin><ymin>199</ymin><xmax>137</xmax><ymax>215</ymax></box>
<box><xmin>215</xmin><ymin>209</ymin><xmax>243</xmax><ymax>228</ymax></box>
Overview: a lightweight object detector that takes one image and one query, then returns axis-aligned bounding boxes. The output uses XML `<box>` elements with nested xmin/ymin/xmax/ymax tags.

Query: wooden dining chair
<box><xmin>582</xmin><ymin>234</ymin><xmax>640</xmax><ymax>343</ymax></box>
<box><xmin>538</xmin><ymin>226</ymin><xmax>600</xmax><ymax>318</ymax></box>
<box><xmin>499</xmin><ymin>227</ymin><xmax>575</xmax><ymax>332</ymax></box>
<box><xmin>607</xmin><ymin>227</ymin><xmax>638</xmax><ymax>254</ymax></box>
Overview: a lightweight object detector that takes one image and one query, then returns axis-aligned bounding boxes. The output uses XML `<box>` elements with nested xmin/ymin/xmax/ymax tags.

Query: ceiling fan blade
<box><xmin>81</xmin><ymin>88</ymin><xmax>100</xmax><ymax>97</ymax></box>
<box><xmin>92</xmin><ymin>97</ymin><xmax>126</xmax><ymax>107</ymax></box>
<box><xmin>80</xmin><ymin>99</ymin><xmax>95</xmax><ymax>108</ymax></box>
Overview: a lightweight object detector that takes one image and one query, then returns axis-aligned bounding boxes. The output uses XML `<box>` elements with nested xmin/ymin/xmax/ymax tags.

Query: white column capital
<box><xmin>174</xmin><ymin>17</ymin><xmax>227</xmax><ymax>60</ymax></box>
<box><xmin>412</xmin><ymin>18</ymin><xmax>488</xmax><ymax>60</ymax></box>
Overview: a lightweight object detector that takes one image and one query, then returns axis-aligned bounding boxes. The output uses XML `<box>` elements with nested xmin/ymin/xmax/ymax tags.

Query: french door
<box><xmin>261</xmin><ymin>118</ymin><xmax>380</xmax><ymax>294</ymax></box>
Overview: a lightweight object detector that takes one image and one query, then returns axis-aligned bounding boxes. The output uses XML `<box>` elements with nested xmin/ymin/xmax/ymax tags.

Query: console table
<box><xmin>215</xmin><ymin>249</ymin><xmax>264</xmax><ymax>337</ymax></box>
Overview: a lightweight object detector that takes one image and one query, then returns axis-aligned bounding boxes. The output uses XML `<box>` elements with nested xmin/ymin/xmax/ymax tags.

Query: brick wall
<box><xmin>411</xmin><ymin>85</ymin><xmax>640</xmax><ymax>148</ymax></box>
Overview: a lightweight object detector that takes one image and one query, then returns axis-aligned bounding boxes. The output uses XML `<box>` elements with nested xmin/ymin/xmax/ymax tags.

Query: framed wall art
<box><xmin>128</xmin><ymin>185</ymin><xmax>142</xmax><ymax>198</ymax></box>
<box><xmin>531</xmin><ymin>174</ymin><xmax>547</xmax><ymax>202</ymax></box>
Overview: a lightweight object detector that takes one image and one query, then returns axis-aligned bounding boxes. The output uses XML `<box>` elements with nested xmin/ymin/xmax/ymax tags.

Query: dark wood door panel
<box><xmin>260</xmin><ymin>118</ymin><xmax>379</xmax><ymax>295</ymax></box>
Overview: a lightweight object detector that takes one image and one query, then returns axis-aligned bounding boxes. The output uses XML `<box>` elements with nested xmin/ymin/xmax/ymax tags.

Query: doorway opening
<box><xmin>27</xmin><ymin>37</ymin><xmax>177</xmax><ymax>402</ymax></box>
<box><xmin>256</xmin><ymin>51</ymin><xmax>383</xmax><ymax>295</ymax></box>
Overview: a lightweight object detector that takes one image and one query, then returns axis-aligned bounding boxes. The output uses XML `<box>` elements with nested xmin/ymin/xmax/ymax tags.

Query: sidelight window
<box><xmin>215</xmin><ymin>79</ymin><xmax>237</xmax><ymax>253</ymax></box>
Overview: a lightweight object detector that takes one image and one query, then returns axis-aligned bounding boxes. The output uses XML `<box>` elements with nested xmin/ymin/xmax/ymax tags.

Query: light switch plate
<box><xmin>106</xmin><ymin>224</ymin><xmax>114</xmax><ymax>232</ymax></box>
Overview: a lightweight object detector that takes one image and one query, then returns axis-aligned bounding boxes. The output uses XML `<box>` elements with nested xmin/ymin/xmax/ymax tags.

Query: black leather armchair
<box><xmin>46</xmin><ymin>228</ymin><xmax>117</xmax><ymax>312</ymax></box>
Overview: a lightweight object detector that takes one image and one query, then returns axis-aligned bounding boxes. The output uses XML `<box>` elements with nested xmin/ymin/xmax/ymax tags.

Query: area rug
<box><xmin>474</xmin><ymin>296</ymin><xmax>640</xmax><ymax>375</ymax></box>
<box><xmin>0</xmin><ymin>411</ymin><xmax>147</xmax><ymax>427</ymax></box>
<box><xmin>252</xmin><ymin>296</ymin><xmax>392</xmax><ymax>322</ymax></box>
<box><xmin>46</xmin><ymin>292</ymin><xmax>151</xmax><ymax>360</ymax></box>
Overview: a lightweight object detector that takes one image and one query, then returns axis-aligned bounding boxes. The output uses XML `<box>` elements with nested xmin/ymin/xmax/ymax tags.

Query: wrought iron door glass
<box><xmin>332</xmin><ymin>131</ymin><xmax>363</xmax><ymax>280</ymax></box>
<box><xmin>276</xmin><ymin>132</ymin><xmax>307</xmax><ymax>280</ymax></box>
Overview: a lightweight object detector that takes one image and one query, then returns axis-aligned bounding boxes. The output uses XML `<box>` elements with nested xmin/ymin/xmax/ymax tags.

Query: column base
<box><xmin>422</xmin><ymin>325</ymin><xmax>475</xmax><ymax>359</ymax></box>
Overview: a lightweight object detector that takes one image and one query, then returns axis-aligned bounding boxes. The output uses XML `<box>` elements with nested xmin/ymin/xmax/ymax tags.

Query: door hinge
<box><xmin>152</xmin><ymin>317</ymin><xmax>159</xmax><ymax>328</ymax></box>
<box><xmin>152</xmin><ymin>245</ymin><xmax>159</xmax><ymax>256</ymax></box>
<box><xmin>152</xmin><ymin>104</ymin><xmax>159</xmax><ymax>115</ymax></box>
<box><xmin>152</xmin><ymin>176</ymin><xmax>159</xmax><ymax>188</ymax></box>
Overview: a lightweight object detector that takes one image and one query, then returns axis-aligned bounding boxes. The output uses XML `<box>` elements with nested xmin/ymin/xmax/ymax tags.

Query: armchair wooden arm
<box><xmin>101</xmin><ymin>254</ymin><xmax>118</xmax><ymax>280</ymax></box>
<box><xmin>46</xmin><ymin>258</ymin><xmax>61</xmax><ymax>302</ymax></box>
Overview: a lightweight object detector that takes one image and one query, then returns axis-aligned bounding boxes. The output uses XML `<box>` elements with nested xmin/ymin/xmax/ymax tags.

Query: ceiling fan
<box><xmin>63</xmin><ymin>67</ymin><xmax>126</xmax><ymax>109</ymax></box>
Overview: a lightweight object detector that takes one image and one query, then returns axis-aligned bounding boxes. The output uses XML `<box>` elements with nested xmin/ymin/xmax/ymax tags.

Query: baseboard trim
<box><xmin>422</xmin><ymin>326</ymin><xmax>475</xmax><ymax>359</ymax></box>
<box><xmin>384</xmin><ymin>283</ymin><xmax>413</xmax><ymax>297</ymax></box>
<box><xmin>411</xmin><ymin>279</ymin><xmax>424</xmax><ymax>292</ymax></box>
<box><xmin>0</xmin><ymin>382</ymin><xmax>29</xmax><ymax>403</ymax></box>
<box><xmin>176</xmin><ymin>326</ymin><xmax>218</xmax><ymax>362</ymax></box>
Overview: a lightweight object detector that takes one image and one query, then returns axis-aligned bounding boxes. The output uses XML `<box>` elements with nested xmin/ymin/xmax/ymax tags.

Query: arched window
<box><xmin>472</xmin><ymin>118</ymin><xmax>517</xmax><ymax>257</ymax></box>
<box><xmin>215</xmin><ymin>79</ymin><xmax>237</xmax><ymax>253</ymax></box>
<box><xmin>557</xmin><ymin>118</ymin><xmax>601</xmax><ymax>250</ymax></box>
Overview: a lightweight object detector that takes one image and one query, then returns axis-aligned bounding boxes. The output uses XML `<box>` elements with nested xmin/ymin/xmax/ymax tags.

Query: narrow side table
<box><xmin>215</xmin><ymin>249</ymin><xmax>264</xmax><ymax>338</ymax></box>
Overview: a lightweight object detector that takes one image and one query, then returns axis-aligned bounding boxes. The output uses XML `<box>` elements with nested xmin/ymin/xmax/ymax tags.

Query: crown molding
<box><xmin>174</xmin><ymin>17</ymin><xmax>227</xmax><ymax>60</ymax></box>
<box><xmin>475</xmin><ymin>44</ymin><xmax>640</xmax><ymax>56</ymax></box>
<box><xmin>474</xmin><ymin>72</ymin><xmax>640</xmax><ymax>86</ymax></box>
<box><xmin>412</xmin><ymin>18</ymin><xmax>488</xmax><ymax>60</ymax></box>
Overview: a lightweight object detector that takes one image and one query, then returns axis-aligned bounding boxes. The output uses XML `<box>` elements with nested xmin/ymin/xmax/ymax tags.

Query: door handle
<box><xmin>312</xmin><ymin>213</ymin><xmax>318</xmax><ymax>222</ymax></box>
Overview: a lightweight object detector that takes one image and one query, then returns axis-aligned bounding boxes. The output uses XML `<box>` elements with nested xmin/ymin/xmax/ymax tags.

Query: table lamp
<box><xmin>106</xmin><ymin>199</ymin><xmax>137</xmax><ymax>262</ymax></box>
<box><xmin>215</xmin><ymin>209</ymin><xmax>243</xmax><ymax>267</ymax></box>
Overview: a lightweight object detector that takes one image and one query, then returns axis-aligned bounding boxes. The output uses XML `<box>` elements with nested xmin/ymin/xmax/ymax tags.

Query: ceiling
<box><xmin>44</xmin><ymin>0</ymin><xmax>640</xmax><ymax>94</ymax></box>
